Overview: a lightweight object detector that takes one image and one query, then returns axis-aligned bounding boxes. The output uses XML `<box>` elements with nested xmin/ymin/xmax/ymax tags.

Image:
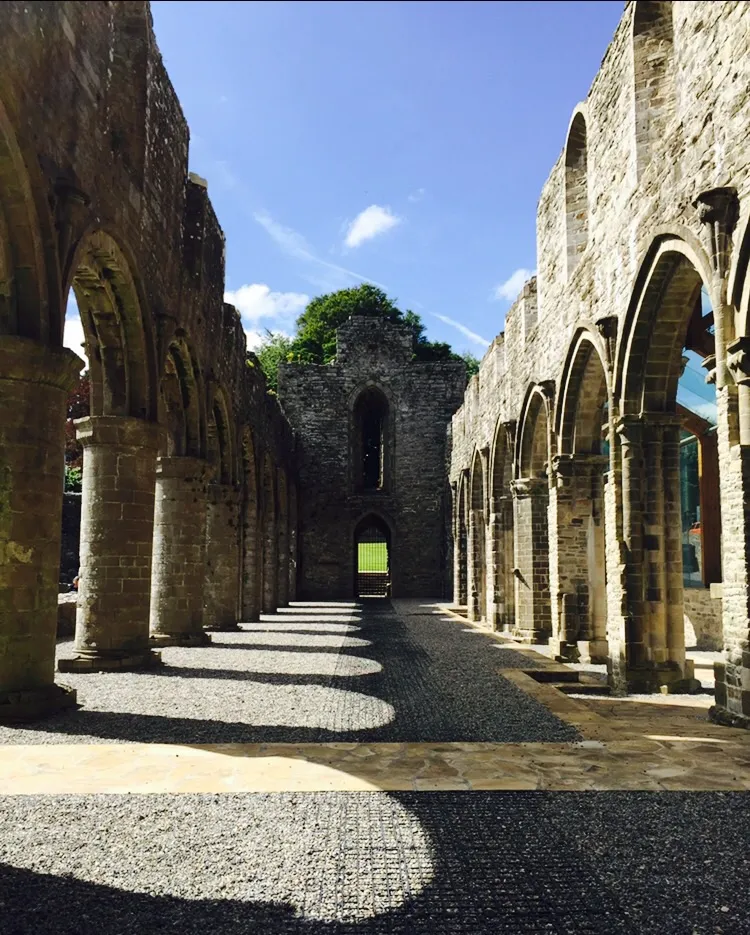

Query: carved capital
<box><xmin>693</xmin><ymin>186</ymin><xmax>739</xmax><ymax>281</ymax></box>
<box><xmin>594</xmin><ymin>315</ymin><xmax>618</xmax><ymax>366</ymax></box>
<box><xmin>727</xmin><ymin>337</ymin><xmax>750</xmax><ymax>387</ymax></box>
<box><xmin>510</xmin><ymin>476</ymin><xmax>548</xmax><ymax>499</ymax></box>
<box><xmin>551</xmin><ymin>452</ymin><xmax>609</xmax><ymax>487</ymax></box>
<box><xmin>702</xmin><ymin>353</ymin><xmax>717</xmax><ymax>386</ymax></box>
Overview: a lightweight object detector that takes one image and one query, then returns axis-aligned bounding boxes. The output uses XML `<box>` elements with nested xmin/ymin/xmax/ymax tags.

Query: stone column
<box><xmin>204</xmin><ymin>482</ymin><xmax>242</xmax><ymax>631</ymax></box>
<box><xmin>511</xmin><ymin>477</ymin><xmax>551</xmax><ymax>643</ymax></box>
<box><xmin>0</xmin><ymin>337</ymin><xmax>81</xmax><ymax>721</ymax></box>
<box><xmin>261</xmin><ymin>503</ymin><xmax>278</xmax><ymax>614</ymax></box>
<box><xmin>150</xmin><ymin>456</ymin><xmax>211</xmax><ymax>646</ymax></box>
<box><xmin>241</xmin><ymin>488</ymin><xmax>261</xmax><ymax>622</ymax></box>
<box><xmin>467</xmin><ymin>508</ymin><xmax>486</xmax><ymax>622</ymax></box>
<box><xmin>277</xmin><ymin>506</ymin><xmax>290</xmax><ymax>608</ymax></box>
<box><xmin>58</xmin><ymin>416</ymin><xmax>162</xmax><ymax>673</ymax></box>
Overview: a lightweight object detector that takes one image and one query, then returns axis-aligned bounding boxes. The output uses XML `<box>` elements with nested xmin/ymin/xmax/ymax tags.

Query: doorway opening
<box><xmin>355</xmin><ymin>516</ymin><xmax>391</xmax><ymax>597</ymax></box>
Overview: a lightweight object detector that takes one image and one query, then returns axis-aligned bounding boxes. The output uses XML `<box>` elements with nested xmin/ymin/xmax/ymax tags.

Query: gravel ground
<box><xmin>0</xmin><ymin>600</ymin><xmax>574</xmax><ymax>745</ymax></box>
<box><xmin>1</xmin><ymin>791</ymin><xmax>748</xmax><ymax>934</ymax></box>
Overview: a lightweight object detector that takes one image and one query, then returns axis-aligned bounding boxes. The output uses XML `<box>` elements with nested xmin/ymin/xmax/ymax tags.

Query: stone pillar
<box><xmin>467</xmin><ymin>508</ymin><xmax>486</xmax><ymax>622</ymax></box>
<box><xmin>288</xmin><ymin>484</ymin><xmax>298</xmax><ymax>602</ymax></box>
<box><xmin>241</xmin><ymin>488</ymin><xmax>261</xmax><ymax>622</ymax></box>
<box><xmin>617</xmin><ymin>416</ymin><xmax>698</xmax><ymax>692</ymax></box>
<box><xmin>261</xmin><ymin>503</ymin><xmax>278</xmax><ymax>614</ymax></box>
<box><xmin>548</xmin><ymin>454</ymin><xmax>610</xmax><ymax>663</ymax></box>
<box><xmin>277</xmin><ymin>506</ymin><xmax>290</xmax><ymax>608</ymax></box>
<box><xmin>0</xmin><ymin>337</ymin><xmax>81</xmax><ymax>721</ymax></box>
<box><xmin>511</xmin><ymin>477</ymin><xmax>551</xmax><ymax>642</ymax></box>
<box><xmin>204</xmin><ymin>482</ymin><xmax>242</xmax><ymax>631</ymax></box>
<box><xmin>58</xmin><ymin>416</ymin><xmax>162</xmax><ymax>673</ymax></box>
<box><xmin>150</xmin><ymin>456</ymin><xmax>211</xmax><ymax>646</ymax></box>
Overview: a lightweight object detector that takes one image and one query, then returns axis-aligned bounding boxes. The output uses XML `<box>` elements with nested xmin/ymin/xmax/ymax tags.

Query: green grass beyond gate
<box><xmin>357</xmin><ymin>541</ymin><xmax>388</xmax><ymax>573</ymax></box>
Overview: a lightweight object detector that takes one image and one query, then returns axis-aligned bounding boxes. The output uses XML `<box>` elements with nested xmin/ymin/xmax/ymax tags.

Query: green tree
<box><xmin>253</xmin><ymin>283</ymin><xmax>477</xmax><ymax>390</ymax></box>
<box><xmin>462</xmin><ymin>352</ymin><xmax>480</xmax><ymax>379</ymax></box>
<box><xmin>252</xmin><ymin>331</ymin><xmax>294</xmax><ymax>393</ymax></box>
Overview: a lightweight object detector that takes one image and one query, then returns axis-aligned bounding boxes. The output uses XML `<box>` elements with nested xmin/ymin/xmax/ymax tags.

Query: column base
<box><xmin>626</xmin><ymin>660</ymin><xmax>702</xmax><ymax>694</ymax></box>
<box><xmin>511</xmin><ymin>628</ymin><xmax>550</xmax><ymax>645</ymax></box>
<box><xmin>150</xmin><ymin>631</ymin><xmax>212</xmax><ymax>648</ymax></box>
<box><xmin>203</xmin><ymin>622</ymin><xmax>242</xmax><ymax>632</ymax></box>
<box><xmin>58</xmin><ymin>649</ymin><xmax>163</xmax><ymax>673</ymax></box>
<box><xmin>0</xmin><ymin>682</ymin><xmax>78</xmax><ymax>723</ymax></box>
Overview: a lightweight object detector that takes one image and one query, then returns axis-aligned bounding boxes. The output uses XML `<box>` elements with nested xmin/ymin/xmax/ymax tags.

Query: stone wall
<box><xmin>449</xmin><ymin>1</ymin><xmax>750</xmax><ymax>718</ymax></box>
<box><xmin>0</xmin><ymin>1</ymin><xmax>296</xmax><ymax>719</ymax></box>
<box><xmin>279</xmin><ymin>317</ymin><xmax>465</xmax><ymax>599</ymax></box>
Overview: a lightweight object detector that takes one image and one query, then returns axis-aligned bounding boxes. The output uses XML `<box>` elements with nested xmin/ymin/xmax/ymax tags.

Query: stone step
<box><xmin>525</xmin><ymin>668</ymin><xmax>580</xmax><ymax>684</ymax></box>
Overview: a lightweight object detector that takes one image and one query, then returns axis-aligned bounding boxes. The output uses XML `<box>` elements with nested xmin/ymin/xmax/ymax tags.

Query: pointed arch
<box><xmin>354</xmin><ymin>512</ymin><xmax>391</xmax><ymax>598</ymax></box>
<box><xmin>351</xmin><ymin>383</ymin><xmax>391</xmax><ymax>492</ymax></box>
<box><xmin>557</xmin><ymin>328</ymin><xmax>611</xmax><ymax>456</ymax></box>
<box><xmin>454</xmin><ymin>472</ymin><xmax>469</xmax><ymax>606</ymax></box>
<box><xmin>68</xmin><ymin>230</ymin><xmax>157</xmax><ymax>420</ymax></box>
<box><xmin>161</xmin><ymin>335</ymin><xmax>204</xmax><ymax>457</ymax></box>
<box><xmin>565</xmin><ymin>106</ymin><xmax>589</xmax><ymax>277</ymax></box>
<box><xmin>468</xmin><ymin>448</ymin><xmax>487</xmax><ymax>622</ymax></box>
<box><xmin>489</xmin><ymin>419</ymin><xmax>515</xmax><ymax>631</ymax></box>
<box><xmin>517</xmin><ymin>384</ymin><xmax>554</xmax><ymax>479</ymax></box>
<box><xmin>207</xmin><ymin>384</ymin><xmax>235</xmax><ymax>484</ymax></box>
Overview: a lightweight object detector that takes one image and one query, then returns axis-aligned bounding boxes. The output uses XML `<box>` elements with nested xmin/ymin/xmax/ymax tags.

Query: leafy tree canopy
<box><xmin>252</xmin><ymin>284</ymin><xmax>479</xmax><ymax>391</ymax></box>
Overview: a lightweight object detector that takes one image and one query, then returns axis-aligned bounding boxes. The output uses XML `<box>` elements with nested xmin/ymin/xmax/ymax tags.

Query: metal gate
<box><xmin>356</xmin><ymin>524</ymin><xmax>390</xmax><ymax>597</ymax></box>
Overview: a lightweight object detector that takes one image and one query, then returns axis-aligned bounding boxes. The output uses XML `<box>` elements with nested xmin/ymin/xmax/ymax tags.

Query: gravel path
<box><xmin>0</xmin><ymin>600</ymin><xmax>574</xmax><ymax>745</ymax></box>
<box><xmin>1</xmin><ymin>791</ymin><xmax>748</xmax><ymax>934</ymax></box>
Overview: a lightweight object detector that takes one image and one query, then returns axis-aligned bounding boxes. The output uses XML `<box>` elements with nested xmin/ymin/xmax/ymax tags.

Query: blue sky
<box><xmin>71</xmin><ymin>1</ymin><xmax>626</xmax><ymax>360</ymax></box>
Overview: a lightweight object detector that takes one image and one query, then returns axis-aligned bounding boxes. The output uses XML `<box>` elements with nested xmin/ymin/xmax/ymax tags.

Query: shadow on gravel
<box><xmin>3</xmin><ymin>791</ymin><xmax>750</xmax><ymax>934</ymax></box>
<box><xmin>20</xmin><ymin>600</ymin><xmax>577</xmax><ymax>745</ymax></box>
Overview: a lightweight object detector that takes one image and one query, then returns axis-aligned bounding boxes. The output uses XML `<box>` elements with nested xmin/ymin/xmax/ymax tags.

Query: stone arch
<box><xmin>564</xmin><ymin>107</ymin><xmax>589</xmax><ymax>277</ymax></box>
<box><xmin>351</xmin><ymin>383</ymin><xmax>392</xmax><ymax>493</ymax></box>
<box><xmin>206</xmin><ymin>385</ymin><xmax>234</xmax><ymax>485</ymax></box>
<box><xmin>514</xmin><ymin>385</ymin><xmax>553</xmax><ymax>641</ymax></box>
<box><xmin>553</xmin><ymin>331</ymin><xmax>612</xmax><ymax>662</ymax></box>
<box><xmin>614</xmin><ymin>234</ymin><xmax>718</xmax><ymax>691</ymax></box>
<box><xmin>517</xmin><ymin>384</ymin><xmax>553</xmax><ymax>479</ymax></box>
<box><xmin>730</xmin><ymin>208</ymin><xmax>750</xmax><ymax>340</ymax></box>
<box><xmin>260</xmin><ymin>450</ymin><xmax>278</xmax><ymax>613</ymax></box>
<box><xmin>67</xmin><ymin>230</ymin><xmax>156</xmax><ymax>420</ymax></box>
<box><xmin>489</xmin><ymin>419</ymin><xmax>515</xmax><ymax>630</ymax></box>
<box><xmin>161</xmin><ymin>336</ymin><xmax>204</xmax><ymax>457</ymax></box>
<box><xmin>0</xmin><ymin>94</ymin><xmax>55</xmax><ymax>342</ymax></box>
<box><xmin>453</xmin><ymin>473</ymin><xmax>468</xmax><ymax>607</ymax></box>
<box><xmin>240</xmin><ymin>427</ymin><xmax>261</xmax><ymax>621</ymax></box>
<box><xmin>632</xmin><ymin>1</ymin><xmax>675</xmax><ymax>179</ymax></box>
<box><xmin>467</xmin><ymin>449</ymin><xmax>487</xmax><ymax>622</ymax></box>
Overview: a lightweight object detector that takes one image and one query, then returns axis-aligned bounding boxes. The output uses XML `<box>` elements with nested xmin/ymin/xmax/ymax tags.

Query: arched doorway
<box><xmin>355</xmin><ymin>515</ymin><xmax>391</xmax><ymax>598</ymax></box>
<box><xmin>489</xmin><ymin>420</ymin><xmax>515</xmax><ymax>631</ymax></box>
<box><xmin>468</xmin><ymin>450</ymin><xmax>487</xmax><ymax>623</ymax></box>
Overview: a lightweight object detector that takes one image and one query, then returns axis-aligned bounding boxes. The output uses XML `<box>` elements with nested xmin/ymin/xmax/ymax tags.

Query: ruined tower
<box><xmin>279</xmin><ymin>316</ymin><xmax>465</xmax><ymax>599</ymax></box>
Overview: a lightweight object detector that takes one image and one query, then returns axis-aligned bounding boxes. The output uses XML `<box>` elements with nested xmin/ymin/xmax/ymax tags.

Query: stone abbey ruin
<box><xmin>2</xmin><ymin>0</ymin><xmax>750</xmax><ymax>736</ymax></box>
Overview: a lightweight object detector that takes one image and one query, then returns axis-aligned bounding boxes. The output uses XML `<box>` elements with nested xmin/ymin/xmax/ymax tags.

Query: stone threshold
<box><xmin>2</xmin><ymin>735</ymin><xmax>750</xmax><ymax>795</ymax></box>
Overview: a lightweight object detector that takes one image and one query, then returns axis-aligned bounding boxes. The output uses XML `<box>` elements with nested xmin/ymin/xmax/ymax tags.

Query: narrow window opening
<box><xmin>362</xmin><ymin>408</ymin><xmax>383</xmax><ymax>490</ymax></box>
<box><xmin>353</xmin><ymin>387</ymin><xmax>389</xmax><ymax>493</ymax></box>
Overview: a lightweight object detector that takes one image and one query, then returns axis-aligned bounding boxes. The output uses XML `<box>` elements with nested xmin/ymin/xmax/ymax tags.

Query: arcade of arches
<box><xmin>2</xmin><ymin>0</ymin><xmax>750</xmax><ymax>742</ymax></box>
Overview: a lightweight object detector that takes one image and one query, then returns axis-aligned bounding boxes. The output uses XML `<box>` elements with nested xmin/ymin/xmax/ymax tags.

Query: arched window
<box><xmin>355</xmin><ymin>514</ymin><xmax>391</xmax><ymax>597</ymax></box>
<box><xmin>633</xmin><ymin>1</ymin><xmax>674</xmax><ymax>179</ymax></box>
<box><xmin>565</xmin><ymin>111</ymin><xmax>589</xmax><ymax>277</ymax></box>
<box><xmin>353</xmin><ymin>387</ymin><xmax>389</xmax><ymax>492</ymax></box>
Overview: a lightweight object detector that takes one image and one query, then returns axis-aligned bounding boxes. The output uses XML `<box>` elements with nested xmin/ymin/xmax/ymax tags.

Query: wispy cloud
<box><xmin>493</xmin><ymin>267</ymin><xmax>535</xmax><ymax>302</ymax></box>
<box><xmin>432</xmin><ymin>313</ymin><xmax>490</xmax><ymax>349</ymax></box>
<box><xmin>407</xmin><ymin>188</ymin><xmax>426</xmax><ymax>203</ymax></box>
<box><xmin>224</xmin><ymin>282</ymin><xmax>309</xmax><ymax>352</ymax></box>
<box><xmin>254</xmin><ymin>211</ymin><xmax>389</xmax><ymax>289</ymax></box>
<box><xmin>344</xmin><ymin>205</ymin><xmax>401</xmax><ymax>249</ymax></box>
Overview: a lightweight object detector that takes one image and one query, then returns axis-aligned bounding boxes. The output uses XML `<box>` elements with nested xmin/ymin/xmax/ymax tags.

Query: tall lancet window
<box><xmin>353</xmin><ymin>387</ymin><xmax>389</xmax><ymax>492</ymax></box>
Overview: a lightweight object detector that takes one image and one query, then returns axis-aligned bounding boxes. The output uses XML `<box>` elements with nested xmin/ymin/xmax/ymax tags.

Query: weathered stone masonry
<box><xmin>450</xmin><ymin>1</ymin><xmax>750</xmax><ymax>725</ymax></box>
<box><xmin>279</xmin><ymin>317</ymin><xmax>465</xmax><ymax>599</ymax></box>
<box><xmin>0</xmin><ymin>1</ymin><xmax>295</xmax><ymax>721</ymax></box>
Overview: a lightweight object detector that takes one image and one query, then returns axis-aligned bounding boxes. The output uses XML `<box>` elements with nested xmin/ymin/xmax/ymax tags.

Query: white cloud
<box><xmin>408</xmin><ymin>188</ymin><xmax>425</xmax><ymax>203</ymax></box>
<box><xmin>63</xmin><ymin>294</ymin><xmax>88</xmax><ymax>370</ymax></box>
<box><xmin>432</xmin><ymin>313</ymin><xmax>490</xmax><ymax>349</ymax></box>
<box><xmin>254</xmin><ymin>210</ymin><xmax>389</xmax><ymax>289</ymax></box>
<box><xmin>344</xmin><ymin>205</ymin><xmax>401</xmax><ymax>249</ymax></box>
<box><xmin>493</xmin><ymin>267</ymin><xmax>536</xmax><ymax>302</ymax></box>
<box><xmin>224</xmin><ymin>283</ymin><xmax>309</xmax><ymax>325</ymax></box>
